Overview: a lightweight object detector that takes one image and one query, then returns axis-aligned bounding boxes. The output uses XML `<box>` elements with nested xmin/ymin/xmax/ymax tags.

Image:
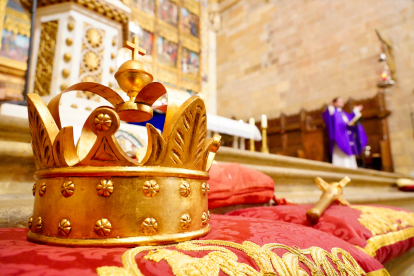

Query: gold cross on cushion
<box><xmin>306</xmin><ymin>176</ymin><xmax>351</xmax><ymax>224</ymax></box>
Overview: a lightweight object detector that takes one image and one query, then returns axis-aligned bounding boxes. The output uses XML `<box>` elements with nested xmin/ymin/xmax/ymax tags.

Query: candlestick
<box><xmin>239</xmin><ymin>120</ymin><xmax>245</xmax><ymax>150</ymax></box>
<box><xmin>261</xmin><ymin>114</ymin><xmax>269</xmax><ymax>154</ymax></box>
<box><xmin>249</xmin><ymin>118</ymin><xmax>255</xmax><ymax>152</ymax></box>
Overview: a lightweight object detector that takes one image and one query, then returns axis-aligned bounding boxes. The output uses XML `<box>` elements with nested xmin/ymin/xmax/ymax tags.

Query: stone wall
<box><xmin>216</xmin><ymin>0</ymin><xmax>414</xmax><ymax>175</ymax></box>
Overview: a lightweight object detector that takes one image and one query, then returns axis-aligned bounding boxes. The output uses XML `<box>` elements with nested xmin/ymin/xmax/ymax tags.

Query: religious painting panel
<box><xmin>158</xmin><ymin>0</ymin><xmax>178</xmax><ymax>27</ymax></box>
<box><xmin>181</xmin><ymin>76</ymin><xmax>199</xmax><ymax>92</ymax></box>
<box><xmin>181</xmin><ymin>47</ymin><xmax>199</xmax><ymax>75</ymax></box>
<box><xmin>157</xmin><ymin>36</ymin><xmax>177</xmax><ymax>67</ymax></box>
<box><xmin>130</xmin><ymin>28</ymin><xmax>154</xmax><ymax>56</ymax></box>
<box><xmin>7</xmin><ymin>0</ymin><xmax>24</xmax><ymax>12</ymax></box>
<box><xmin>0</xmin><ymin>29</ymin><xmax>29</xmax><ymax>63</ymax></box>
<box><xmin>0</xmin><ymin>73</ymin><xmax>25</xmax><ymax>101</ymax></box>
<box><xmin>181</xmin><ymin>6</ymin><xmax>199</xmax><ymax>37</ymax></box>
<box><xmin>156</xmin><ymin>66</ymin><xmax>177</xmax><ymax>87</ymax></box>
<box><xmin>131</xmin><ymin>0</ymin><xmax>155</xmax><ymax>16</ymax></box>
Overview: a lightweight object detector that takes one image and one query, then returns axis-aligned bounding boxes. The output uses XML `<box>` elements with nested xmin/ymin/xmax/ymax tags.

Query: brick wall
<box><xmin>216</xmin><ymin>0</ymin><xmax>414</xmax><ymax>175</ymax></box>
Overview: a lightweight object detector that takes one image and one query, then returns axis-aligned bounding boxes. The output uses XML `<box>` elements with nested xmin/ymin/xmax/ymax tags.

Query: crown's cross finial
<box><xmin>125</xmin><ymin>37</ymin><xmax>146</xmax><ymax>60</ymax></box>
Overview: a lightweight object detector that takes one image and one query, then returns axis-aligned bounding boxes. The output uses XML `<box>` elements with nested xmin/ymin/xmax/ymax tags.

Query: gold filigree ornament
<box><xmin>97</xmin><ymin>240</ymin><xmax>389</xmax><ymax>276</ymax></box>
<box><xmin>34</xmin><ymin>20</ymin><xmax>58</xmax><ymax>96</ymax></box>
<box><xmin>20</xmin><ymin>0</ymin><xmax>129</xmax><ymax>41</ymax></box>
<box><xmin>32</xmin><ymin>183</ymin><xmax>36</xmax><ymax>196</ymax></box>
<box><xmin>26</xmin><ymin>37</ymin><xmax>221</xmax><ymax>246</ymax></box>
<box><xmin>84</xmin><ymin>51</ymin><xmax>101</xmax><ymax>72</ymax></box>
<box><xmin>86</xmin><ymin>28</ymin><xmax>102</xmax><ymax>48</ymax></box>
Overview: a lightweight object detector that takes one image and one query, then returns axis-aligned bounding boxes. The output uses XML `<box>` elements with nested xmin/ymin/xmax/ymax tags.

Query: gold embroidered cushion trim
<box><xmin>350</xmin><ymin>205</ymin><xmax>414</xmax><ymax>235</ymax></box>
<box><xmin>350</xmin><ymin>205</ymin><xmax>414</xmax><ymax>257</ymax></box>
<box><xmin>356</xmin><ymin>228</ymin><xmax>414</xmax><ymax>257</ymax></box>
<box><xmin>366</xmin><ymin>269</ymin><xmax>391</xmax><ymax>276</ymax></box>
<box><xmin>96</xmin><ymin>240</ymin><xmax>377</xmax><ymax>276</ymax></box>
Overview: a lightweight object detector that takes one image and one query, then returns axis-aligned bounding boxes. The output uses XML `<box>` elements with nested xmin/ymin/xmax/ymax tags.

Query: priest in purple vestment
<box><xmin>322</xmin><ymin>97</ymin><xmax>368</xmax><ymax>168</ymax></box>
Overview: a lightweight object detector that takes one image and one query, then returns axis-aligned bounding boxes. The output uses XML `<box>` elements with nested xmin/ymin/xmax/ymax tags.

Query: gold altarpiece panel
<box><xmin>129</xmin><ymin>0</ymin><xmax>202</xmax><ymax>94</ymax></box>
<box><xmin>33</xmin><ymin>21</ymin><xmax>59</xmax><ymax>96</ymax></box>
<box><xmin>0</xmin><ymin>0</ymin><xmax>31</xmax><ymax>101</ymax></box>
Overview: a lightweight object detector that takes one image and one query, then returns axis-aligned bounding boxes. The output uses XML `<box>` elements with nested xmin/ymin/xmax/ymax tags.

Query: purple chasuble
<box><xmin>322</xmin><ymin>108</ymin><xmax>368</xmax><ymax>156</ymax></box>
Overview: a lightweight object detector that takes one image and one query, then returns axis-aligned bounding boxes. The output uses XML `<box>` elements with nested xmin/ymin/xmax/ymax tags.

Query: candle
<box><xmin>249</xmin><ymin>118</ymin><xmax>255</xmax><ymax>125</ymax></box>
<box><xmin>261</xmin><ymin>114</ymin><xmax>267</xmax><ymax>128</ymax></box>
<box><xmin>381</xmin><ymin>70</ymin><xmax>388</xmax><ymax>81</ymax></box>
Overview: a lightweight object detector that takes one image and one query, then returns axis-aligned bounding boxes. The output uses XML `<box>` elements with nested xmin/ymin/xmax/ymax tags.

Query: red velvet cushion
<box><xmin>227</xmin><ymin>204</ymin><xmax>414</xmax><ymax>264</ymax></box>
<box><xmin>399</xmin><ymin>185</ymin><xmax>414</xmax><ymax>191</ymax></box>
<box><xmin>207</xmin><ymin>163</ymin><xmax>275</xmax><ymax>208</ymax></box>
<box><xmin>0</xmin><ymin>215</ymin><xmax>387</xmax><ymax>275</ymax></box>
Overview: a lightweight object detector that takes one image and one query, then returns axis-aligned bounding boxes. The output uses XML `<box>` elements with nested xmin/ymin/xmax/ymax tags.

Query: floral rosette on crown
<box><xmin>27</xmin><ymin>37</ymin><xmax>221</xmax><ymax>246</ymax></box>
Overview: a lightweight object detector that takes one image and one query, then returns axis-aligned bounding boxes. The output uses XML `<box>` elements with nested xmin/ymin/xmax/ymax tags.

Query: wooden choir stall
<box><xmin>248</xmin><ymin>92</ymin><xmax>393</xmax><ymax>172</ymax></box>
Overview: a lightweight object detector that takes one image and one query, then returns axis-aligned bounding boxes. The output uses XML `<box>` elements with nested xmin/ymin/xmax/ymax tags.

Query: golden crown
<box><xmin>27</xmin><ymin>37</ymin><xmax>221</xmax><ymax>246</ymax></box>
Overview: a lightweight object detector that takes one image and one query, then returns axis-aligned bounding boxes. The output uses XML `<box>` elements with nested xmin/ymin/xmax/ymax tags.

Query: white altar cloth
<box><xmin>1</xmin><ymin>103</ymin><xmax>262</xmax><ymax>143</ymax></box>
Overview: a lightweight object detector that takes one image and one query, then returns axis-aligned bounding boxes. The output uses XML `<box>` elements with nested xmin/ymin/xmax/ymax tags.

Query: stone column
<box><xmin>206</xmin><ymin>0</ymin><xmax>220</xmax><ymax>115</ymax></box>
<box><xmin>239</xmin><ymin>137</ymin><xmax>245</xmax><ymax>150</ymax></box>
<box><xmin>27</xmin><ymin>0</ymin><xmax>130</xmax><ymax>107</ymax></box>
<box><xmin>232</xmin><ymin>135</ymin><xmax>238</xmax><ymax>149</ymax></box>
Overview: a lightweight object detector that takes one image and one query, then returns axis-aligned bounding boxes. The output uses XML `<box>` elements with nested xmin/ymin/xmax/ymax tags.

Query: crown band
<box><xmin>34</xmin><ymin>167</ymin><xmax>210</xmax><ymax>179</ymax></box>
